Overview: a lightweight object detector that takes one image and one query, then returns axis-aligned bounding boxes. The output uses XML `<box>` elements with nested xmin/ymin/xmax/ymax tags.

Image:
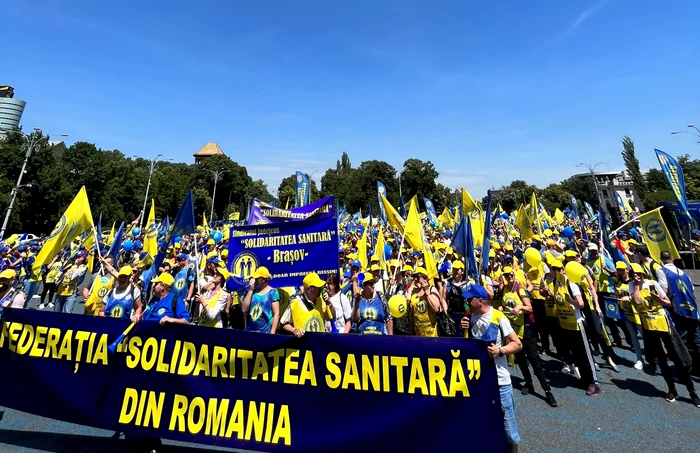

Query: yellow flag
<box><xmin>408</xmin><ymin>195</ymin><xmax>419</xmax><ymax>214</ymax></box>
<box><xmin>357</xmin><ymin>229</ymin><xmax>368</xmax><ymax>270</ymax></box>
<box><xmin>202</xmin><ymin>213</ymin><xmax>209</xmax><ymax>236</ymax></box>
<box><xmin>404</xmin><ymin>199</ymin><xmax>423</xmax><ymax>251</ymax></box>
<box><xmin>82</xmin><ymin>230</ymin><xmax>96</xmax><ymax>273</ymax></box>
<box><xmin>285</xmin><ymin>198</ymin><xmax>290</xmax><ymax>210</ymax></box>
<box><xmin>454</xmin><ymin>208</ymin><xmax>461</xmax><ymax>224</ymax></box>
<box><xmin>375</xmin><ymin>227</ymin><xmax>387</xmax><ymax>270</ymax></box>
<box><xmin>638</xmin><ymin>208</ymin><xmax>680</xmax><ymax>261</ymax></box>
<box><xmin>84</xmin><ymin>274</ymin><xmax>114</xmax><ymax>316</ymax></box>
<box><xmin>554</xmin><ymin>208</ymin><xmax>565</xmax><ymax>224</ymax></box>
<box><xmin>461</xmin><ymin>188</ymin><xmax>477</xmax><ymax>215</ymax></box>
<box><xmin>107</xmin><ymin>222</ymin><xmax>116</xmax><ymax>245</ymax></box>
<box><xmin>470</xmin><ymin>207</ymin><xmax>484</xmax><ymax>247</ymax></box>
<box><xmin>229</xmin><ymin>212</ymin><xmax>240</xmax><ymax>221</ymax></box>
<box><xmin>379</xmin><ymin>192</ymin><xmax>405</xmax><ymax>232</ymax></box>
<box><xmin>515</xmin><ymin>204</ymin><xmax>534</xmax><ymax>241</ymax></box>
<box><xmin>35</xmin><ymin>186</ymin><xmax>94</xmax><ymax>268</ymax></box>
<box><xmin>528</xmin><ymin>193</ymin><xmax>542</xmax><ymax>235</ymax></box>
<box><xmin>422</xmin><ymin>238</ymin><xmax>438</xmax><ymax>281</ymax></box>
<box><xmin>144</xmin><ymin>199</ymin><xmax>157</xmax><ymax>258</ymax></box>
<box><xmin>438</xmin><ymin>207</ymin><xmax>454</xmax><ymax>227</ymax></box>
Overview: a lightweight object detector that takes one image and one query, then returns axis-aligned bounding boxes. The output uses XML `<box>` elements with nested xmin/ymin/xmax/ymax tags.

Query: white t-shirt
<box><xmin>656</xmin><ymin>264</ymin><xmax>683</xmax><ymax>292</ymax></box>
<box><xmin>470</xmin><ymin>308</ymin><xmax>515</xmax><ymax>386</ymax></box>
<box><xmin>629</xmin><ymin>280</ymin><xmax>664</xmax><ymax>296</ymax></box>
<box><xmin>568</xmin><ymin>282</ymin><xmax>584</xmax><ymax>323</ymax></box>
<box><xmin>329</xmin><ymin>292</ymin><xmax>352</xmax><ymax>333</ymax></box>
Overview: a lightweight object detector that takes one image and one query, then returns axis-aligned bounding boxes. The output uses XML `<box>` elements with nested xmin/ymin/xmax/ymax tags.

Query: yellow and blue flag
<box><xmin>655</xmin><ymin>149</ymin><xmax>691</xmax><ymax>218</ymax></box>
<box><xmin>144</xmin><ymin>199</ymin><xmax>157</xmax><ymax>258</ymax></box>
<box><xmin>639</xmin><ymin>207</ymin><xmax>680</xmax><ymax>262</ymax></box>
<box><xmin>108</xmin><ymin>222</ymin><xmax>125</xmax><ymax>263</ymax></box>
<box><xmin>377</xmin><ymin>182</ymin><xmax>388</xmax><ymax>222</ymax></box>
<box><xmin>295</xmin><ymin>171</ymin><xmax>310</xmax><ymax>208</ymax></box>
<box><xmin>34</xmin><ymin>186</ymin><xmax>94</xmax><ymax>268</ymax></box>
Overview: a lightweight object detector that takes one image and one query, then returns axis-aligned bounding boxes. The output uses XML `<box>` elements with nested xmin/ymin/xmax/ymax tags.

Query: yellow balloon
<box><xmin>524</xmin><ymin>247</ymin><xmax>542</xmax><ymax>267</ymax></box>
<box><xmin>388</xmin><ymin>295</ymin><xmax>408</xmax><ymax>319</ymax></box>
<box><xmin>565</xmin><ymin>261</ymin><xmax>588</xmax><ymax>283</ymax></box>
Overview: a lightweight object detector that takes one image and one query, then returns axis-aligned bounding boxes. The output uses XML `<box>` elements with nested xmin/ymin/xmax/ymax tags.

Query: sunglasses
<box><xmin>507</xmin><ymin>273</ymin><xmax>515</xmax><ymax>278</ymax></box>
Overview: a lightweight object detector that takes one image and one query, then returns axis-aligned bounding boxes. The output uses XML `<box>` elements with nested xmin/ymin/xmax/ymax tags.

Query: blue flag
<box><xmin>147</xmin><ymin>190</ymin><xmax>196</xmax><ymax>289</ymax></box>
<box><xmin>108</xmin><ymin>222</ymin><xmax>125</xmax><ymax>263</ymax></box>
<box><xmin>423</xmin><ymin>198</ymin><xmax>438</xmax><ymax>222</ymax></box>
<box><xmin>453</xmin><ymin>209</ymin><xmax>478</xmax><ymax>281</ymax></box>
<box><xmin>655</xmin><ymin>149</ymin><xmax>691</xmax><ymax>218</ymax></box>
<box><xmin>400</xmin><ymin>196</ymin><xmax>407</xmax><ymax>219</ymax></box>
<box><xmin>377</xmin><ymin>182</ymin><xmax>388</xmax><ymax>222</ymax></box>
<box><xmin>480</xmin><ymin>190</ymin><xmax>493</xmax><ymax>272</ymax></box>
<box><xmin>295</xmin><ymin>171</ymin><xmax>310</xmax><ymax>208</ymax></box>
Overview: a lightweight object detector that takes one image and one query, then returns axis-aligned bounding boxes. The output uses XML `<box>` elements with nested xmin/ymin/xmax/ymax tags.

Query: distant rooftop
<box><xmin>194</xmin><ymin>142</ymin><xmax>224</xmax><ymax>157</ymax></box>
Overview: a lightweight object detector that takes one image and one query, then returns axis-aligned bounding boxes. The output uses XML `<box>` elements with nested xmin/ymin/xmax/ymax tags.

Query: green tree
<box><xmin>560</xmin><ymin>175</ymin><xmax>598</xmax><ymax>210</ymax></box>
<box><xmin>400</xmin><ymin>159</ymin><xmax>439</xmax><ymax>202</ymax></box>
<box><xmin>621</xmin><ymin>136</ymin><xmax>647</xmax><ymax>207</ymax></box>
<box><xmin>645</xmin><ymin>168</ymin><xmax>670</xmax><ymax>192</ymax></box>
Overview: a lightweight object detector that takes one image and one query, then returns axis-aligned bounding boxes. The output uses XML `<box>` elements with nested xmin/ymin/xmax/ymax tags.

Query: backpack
<box><xmin>446</xmin><ymin>279</ymin><xmax>466</xmax><ymax>314</ymax></box>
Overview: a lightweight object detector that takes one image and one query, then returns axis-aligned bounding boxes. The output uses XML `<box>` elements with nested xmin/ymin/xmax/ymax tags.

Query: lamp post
<box><xmin>670</xmin><ymin>125</ymin><xmax>700</xmax><ymax>145</ymax></box>
<box><xmin>136</xmin><ymin>154</ymin><xmax>172</xmax><ymax>229</ymax></box>
<box><xmin>576</xmin><ymin>162</ymin><xmax>605</xmax><ymax>210</ymax></box>
<box><xmin>1</xmin><ymin>129</ymin><xmax>68</xmax><ymax>239</ymax></box>
<box><xmin>208</xmin><ymin>168</ymin><xmax>229</xmax><ymax>224</ymax></box>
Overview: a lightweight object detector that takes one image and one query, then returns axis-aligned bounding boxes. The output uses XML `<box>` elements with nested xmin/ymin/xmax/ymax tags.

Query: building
<box><xmin>0</xmin><ymin>85</ymin><xmax>26</xmax><ymax>132</ymax></box>
<box><xmin>574</xmin><ymin>170</ymin><xmax>642</xmax><ymax>225</ymax></box>
<box><xmin>193</xmin><ymin>142</ymin><xmax>225</xmax><ymax>164</ymax></box>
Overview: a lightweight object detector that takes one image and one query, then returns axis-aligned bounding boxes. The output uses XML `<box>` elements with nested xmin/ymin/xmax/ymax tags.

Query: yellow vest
<box><xmin>638</xmin><ymin>285</ymin><xmax>669</xmax><ymax>332</ymax></box>
<box><xmin>45</xmin><ymin>262</ymin><xmax>63</xmax><ymax>284</ymax></box>
<box><xmin>85</xmin><ymin>276</ymin><xmax>114</xmax><ymax>315</ymax></box>
<box><xmin>525</xmin><ymin>263</ymin><xmax>545</xmax><ymax>299</ymax></box>
<box><xmin>411</xmin><ymin>290</ymin><xmax>438</xmax><ymax>337</ymax></box>
<box><xmin>544</xmin><ymin>277</ymin><xmax>558</xmax><ymax>318</ymax></box>
<box><xmin>290</xmin><ymin>297</ymin><xmax>326</xmax><ymax>332</ymax></box>
<box><xmin>501</xmin><ymin>284</ymin><xmax>526</xmax><ymax>338</ymax></box>
<box><xmin>616</xmin><ymin>280</ymin><xmax>640</xmax><ymax>325</ymax></box>
<box><xmin>554</xmin><ymin>277</ymin><xmax>579</xmax><ymax>331</ymax></box>
<box><xmin>57</xmin><ymin>265</ymin><xmax>85</xmax><ymax>296</ymax></box>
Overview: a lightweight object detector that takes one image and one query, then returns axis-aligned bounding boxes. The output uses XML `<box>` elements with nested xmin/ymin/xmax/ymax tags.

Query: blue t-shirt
<box><xmin>171</xmin><ymin>267</ymin><xmax>193</xmax><ymax>301</ymax></box>
<box><xmin>246</xmin><ymin>289</ymin><xmax>280</xmax><ymax>333</ymax></box>
<box><xmin>143</xmin><ymin>292</ymin><xmax>191</xmax><ymax>323</ymax></box>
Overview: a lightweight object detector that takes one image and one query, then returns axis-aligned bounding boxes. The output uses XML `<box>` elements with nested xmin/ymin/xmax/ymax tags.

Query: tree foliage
<box><xmin>621</xmin><ymin>136</ymin><xmax>647</xmax><ymax>206</ymax></box>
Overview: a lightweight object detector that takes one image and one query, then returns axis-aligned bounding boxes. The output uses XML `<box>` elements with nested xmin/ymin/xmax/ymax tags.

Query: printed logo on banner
<box><xmin>48</xmin><ymin>215</ymin><xmax>67</xmax><ymax>240</ymax></box>
<box><xmin>98</xmin><ymin>286</ymin><xmax>109</xmax><ymax>298</ymax></box>
<box><xmin>232</xmin><ymin>252</ymin><xmax>259</xmax><ymax>283</ymax></box>
<box><xmin>378</xmin><ymin>186</ymin><xmax>385</xmax><ymax>194</ymax></box>
<box><xmin>645</xmin><ymin>218</ymin><xmax>666</xmax><ymax>242</ymax></box>
<box><xmin>297</xmin><ymin>175</ymin><xmax>302</xmax><ymax>183</ymax></box>
<box><xmin>252</xmin><ymin>218</ymin><xmax>270</xmax><ymax>225</ymax></box>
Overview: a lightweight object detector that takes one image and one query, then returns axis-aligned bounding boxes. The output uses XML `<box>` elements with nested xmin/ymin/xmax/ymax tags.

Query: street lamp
<box><xmin>208</xmin><ymin>168</ymin><xmax>229</xmax><ymax>224</ymax></box>
<box><xmin>0</xmin><ymin>129</ymin><xmax>67</xmax><ymax>239</ymax></box>
<box><xmin>136</xmin><ymin>154</ymin><xmax>172</xmax><ymax>229</ymax></box>
<box><xmin>576</xmin><ymin>162</ymin><xmax>605</xmax><ymax>209</ymax></box>
<box><xmin>308</xmin><ymin>170</ymin><xmax>320</xmax><ymax>202</ymax></box>
<box><xmin>671</xmin><ymin>127</ymin><xmax>700</xmax><ymax>145</ymax></box>
<box><xmin>397</xmin><ymin>170</ymin><xmax>404</xmax><ymax>202</ymax></box>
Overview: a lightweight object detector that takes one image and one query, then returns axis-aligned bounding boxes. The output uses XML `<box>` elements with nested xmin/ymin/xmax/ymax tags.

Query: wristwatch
<box><xmin>498</xmin><ymin>347</ymin><xmax>503</xmax><ymax>357</ymax></box>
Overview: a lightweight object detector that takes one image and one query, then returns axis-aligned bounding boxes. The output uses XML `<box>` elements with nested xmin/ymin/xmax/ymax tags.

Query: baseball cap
<box><xmin>630</xmin><ymin>263</ymin><xmax>644</xmax><ymax>274</ymax></box>
<box><xmin>402</xmin><ymin>264</ymin><xmax>414</xmax><ymax>273</ymax></box>
<box><xmin>361</xmin><ymin>272</ymin><xmax>374</xmax><ymax>285</ymax></box>
<box><xmin>350</xmin><ymin>260</ymin><xmax>361</xmax><ymax>269</ymax></box>
<box><xmin>587</xmin><ymin>243</ymin><xmax>598</xmax><ymax>251</ymax></box>
<box><xmin>176</xmin><ymin>253</ymin><xmax>188</xmax><ymax>261</ymax></box>
<box><xmin>462</xmin><ymin>284</ymin><xmax>488</xmax><ymax>301</ymax></box>
<box><xmin>452</xmin><ymin>260</ymin><xmax>465</xmax><ymax>270</ymax></box>
<box><xmin>627</xmin><ymin>239</ymin><xmax>638</xmax><ymax>245</ymax></box>
<box><xmin>693</xmin><ymin>229</ymin><xmax>700</xmax><ymax>235</ymax></box>
<box><xmin>303</xmin><ymin>272</ymin><xmax>325</xmax><ymax>288</ymax></box>
<box><xmin>338</xmin><ymin>247</ymin><xmax>345</xmax><ymax>253</ymax></box>
<box><xmin>370</xmin><ymin>263</ymin><xmax>380</xmax><ymax>272</ymax></box>
<box><xmin>215</xmin><ymin>266</ymin><xmax>230</xmax><ymax>280</ymax></box>
<box><xmin>151</xmin><ymin>273</ymin><xmax>174</xmax><ymax>286</ymax></box>
<box><xmin>502</xmin><ymin>266</ymin><xmax>514</xmax><ymax>274</ymax></box>
<box><xmin>207</xmin><ymin>257</ymin><xmax>221</xmax><ymax>265</ymax></box>
<box><xmin>564</xmin><ymin>250</ymin><xmax>578</xmax><ymax>258</ymax></box>
<box><xmin>413</xmin><ymin>266</ymin><xmax>428</xmax><ymax>277</ymax></box>
<box><xmin>503</xmin><ymin>254</ymin><xmax>513</xmax><ymax>261</ymax></box>
<box><xmin>549</xmin><ymin>259</ymin><xmax>563</xmax><ymax>269</ymax></box>
<box><xmin>118</xmin><ymin>266</ymin><xmax>133</xmax><ymax>276</ymax></box>
<box><xmin>615</xmin><ymin>261</ymin><xmax>628</xmax><ymax>270</ymax></box>
<box><xmin>0</xmin><ymin>269</ymin><xmax>16</xmax><ymax>279</ymax></box>
<box><xmin>532</xmin><ymin>235</ymin><xmax>542</xmax><ymax>242</ymax></box>
<box><xmin>251</xmin><ymin>266</ymin><xmax>271</xmax><ymax>279</ymax></box>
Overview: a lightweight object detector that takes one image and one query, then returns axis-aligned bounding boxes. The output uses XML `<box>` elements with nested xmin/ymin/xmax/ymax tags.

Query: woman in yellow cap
<box><xmin>196</xmin><ymin>266</ymin><xmax>231</xmax><ymax>328</ymax></box>
<box><xmin>352</xmin><ymin>272</ymin><xmax>393</xmax><ymax>335</ymax></box>
<box><xmin>410</xmin><ymin>267</ymin><xmax>443</xmax><ymax>337</ymax></box>
<box><xmin>100</xmin><ymin>266</ymin><xmax>142</xmax><ymax>320</ymax></box>
<box><xmin>614</xmin><ymin>262</ymin><xmax>643</xmax><ymax>369</ymax></box>
<box><xmin>241</xmin><ymin>266</ymin><xmax>279</xmax><ymax>333</ymax></box>
<box><xmin>391</xmin><ymin>264</ymin><xmax>415</xmax><ymax>336</ymax></box>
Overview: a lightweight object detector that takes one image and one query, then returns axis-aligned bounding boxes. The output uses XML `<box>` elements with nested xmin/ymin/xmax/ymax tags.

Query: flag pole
<box><xmin>392</xmin><ymin>228</ymin><xmax>408</xmax><ymax>281</ymax></box>
<box><xmin>609</xmin><ymin>212</ymin><xmax>644</xmax><ymax>238</ymax></box>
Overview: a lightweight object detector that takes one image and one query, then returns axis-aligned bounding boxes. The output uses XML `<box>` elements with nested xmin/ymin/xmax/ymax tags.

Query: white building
<box><xmin>574</xmin><ymin>170</ymin><xmax>642</xmax><ymax>222</ymax></box>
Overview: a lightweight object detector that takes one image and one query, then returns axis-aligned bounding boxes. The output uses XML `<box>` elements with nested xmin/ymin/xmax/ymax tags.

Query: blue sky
<box><xmin>4</xmin><ymin>0</ymin><xmax>700</xmax><ymax>198</ymax></box>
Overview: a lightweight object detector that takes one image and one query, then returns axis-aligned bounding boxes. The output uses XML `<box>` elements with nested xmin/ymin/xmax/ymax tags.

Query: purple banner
<box><xmin>247</xmin><ymin>195</ymin><xmax>335</xmax><ymax>224</ymax></box>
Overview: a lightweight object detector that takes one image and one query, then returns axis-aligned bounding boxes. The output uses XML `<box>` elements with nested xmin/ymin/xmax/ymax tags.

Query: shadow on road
<box><xmin>0</xmin><ymin>429</ymin><xmax>230</xmax><ymax>453</ymax></box>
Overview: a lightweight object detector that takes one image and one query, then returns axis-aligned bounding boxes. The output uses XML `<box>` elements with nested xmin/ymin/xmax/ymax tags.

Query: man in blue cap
<box><xmin>460</xmin><ymin>284</ymin><xmax>525</xmax><ymax>453</ymax></box>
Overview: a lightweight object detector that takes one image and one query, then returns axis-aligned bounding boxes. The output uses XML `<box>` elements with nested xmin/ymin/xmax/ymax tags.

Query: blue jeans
<box><xmin>674</xmin><ymin>316</ymin><xmax>700</xmax><ymax>354</ymax></box>
<box><xmin>54</xmin><ymin>295</ymin><xmax>77</xmax><ymax>314</ymax></box>
<box><xmin>22</xmin><ymin>280</ymin><xmax>42</xmax><ymax>308</ymax></box>
<box><xmin>499</xmin><ymin>384</ymin><xmax>520</xmax><ymax>446</ymax></box>
<box><xmin>624</xmin><ymin>320</ymin><xmax>644</xmax><ymax>362</ymax></box>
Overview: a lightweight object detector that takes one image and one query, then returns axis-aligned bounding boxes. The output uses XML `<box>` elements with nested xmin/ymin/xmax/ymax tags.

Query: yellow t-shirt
<box><xmin>636</xmin><ymin>282</ymin><xmax>669</xmax><ymax>332</ymax></box>
<box><xmin>410</xmin><ymin>289</ymin><xmax>438</xmax><ymax>337</ymax></box>
<box><xmin>45</xmin><ymin>262</ymin><xmax>63</xmax><ymax>284</ymax></box>
<box><xmin>500</xmin><ymin>284</ymin><xmax>527</xmax><ymax>338</ymax></box>
<box><xmin>525</xmin><ymin>263</ymin><xmax>545</xmax><ymax>300</ymax></box>
<box><xmin>554</xmin><ymin>277</ymin><xmax>580</xmax><ymax>331</ymax></box>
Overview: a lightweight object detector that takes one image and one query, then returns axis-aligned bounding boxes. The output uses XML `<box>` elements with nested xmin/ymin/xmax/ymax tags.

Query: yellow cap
<box><xmin>251</xmin><ymin>266</ymin><xmax>271</xmax><ymax>279</ymax></box>
<box><xmin>627</xmin><ymin>239</ymin><xmax>638</xmax><ymax>245</ymax></box>
<box><xmin>346</xmin><ymin>253</ymin><xmax>357</xmax><ymax>259</ymax></box>
<box><xmin>151</xmin><ymin>273</ymin><xmax>174</xmax><ymax>286</ymax></box>
<box><xmin>0</xmin><ymin>269</ymin><xmax>16</xmax><ymax>279</ymax></box>
<box><xmin>532</xmin><ymin>235</ymin><xmax>541</xmax><ymax>241</ymax></box>
<box><xmin>221</xmin><ymin>249</ymin><xmax>229</xmax><ymax>257</ymax></box>
<box><xmin>413</xmin><ymin>266</ymin><xmax>428</xmax><ymax>277</ymax></box>
<box><xmin>174</xmin><ymin>243</ymin><xmax>181</xmax><ymax>249</ymax></box>
<box><xmin>505</xmin><ymin>244</ymin><xmax>513</xmax><ymax>251</ymax></box>
<box><xmin>361</xmin><ymin>272</ymin><xmax>374</xmax><ymax>285</ymax></box>
<box><xmin>303</xmin><ymin>272</ymin><xmax>326</xmax><ymax>288</ymax></box>
<box><xmin>207</xmin><ymin>238</ymin><xmax>215</xmax><ymax>245</ymax></box>
<box><xmin>402</xmin><ymin>264</ymin><xmax>414</xmax><ymax>273</ymax></box>
<box><xmin>492</xmin><ymin>243</ymin><xmax>501</xmax><ymax>250</ymax></box>
<box><xmin>446</xmin><ymin>247</ymin><xmax>454</xmax><ymax>255</ymax></box>
<box><xmin>388</xmin><ymin>259</ymin><xmax>400</xmax><ymax>268</ymax></box>
<box><xmin>564</xmin><ymin>250</ymin><xmax>578</xmax><ymax>257</ymax></box>
<box><xmin>118</xmin><ymin>266</ymin><xmax>133</xmax><ymax>276</ymax></box>
<box><xmin>215</xmin><ymin>266</ymin><xmax>230</xmax><ymax>280</ymax></box>
<box><xmin>502</xmin><ymin>266</ymin><xmax>514</xmax><ymax>274</ymax></box>
<box><xmin>630</xmin><ymin>263</ymin><xmax>644</xmax><ymax>274</ymax></box>
<box><xmin>370</xmin><ymin>263</ymin><xmax>381</xmax><ymax>272</ymax></box>
<box><xmin>544</xmin><ymin>228</ymin><xmax>553</xmax><ymax>237</ymax></box>
<box><xmin>452</xmin><ymin>260</ymin><xmax>465</xmax><ymax>269</ymax></box>
<box><xmin>549</xmin><ymin>259</ymin><xmax>563</xmax><ymax>269</ymax></box>
<box><xmin>370</xmin><ymin>254</ymin><xmax>379</xmax><ymax>262</ymax></box>
<box><xmin>615</xmin><ymin>261</ymin><xmax>628</xmax><ymax>270</ymax></box>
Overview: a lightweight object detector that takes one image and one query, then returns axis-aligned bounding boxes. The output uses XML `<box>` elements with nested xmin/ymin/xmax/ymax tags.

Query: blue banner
<box><xmin>247</xmin><ymin>196</ymin><xmax>335</xmax><ymax>225</ymax></box>
<box><xmin>0</xmin><ymin>309</ymin><xmax>505</xmax><ymax>453</ymax></box>
<box><xmin>295</xmin><ymin>171</ymin><xmax>310</xmax><ymax>208</ymax></box>
<box><xmin>655</xmin><ymin>149</ymin><xmax>691</xmax><ymax>218</ymax></box>
<box><xmin>377</xmin><ymin>181</ymin><xmax>388</xmax><ymax>222</ymax></box>
<box><xmin>603</xmin><ymin>296</ymin><xmax>622</xmax><ymax>321</ymax></box>
<box><xmin>423</xmin><ymin>197</ymin><xmax>438</xmax><ymax>222</ymax></box>
<box><xmin>228</xmin><ymin>216</ymin><xmax>340</xmax><ymax>288</ymax></box>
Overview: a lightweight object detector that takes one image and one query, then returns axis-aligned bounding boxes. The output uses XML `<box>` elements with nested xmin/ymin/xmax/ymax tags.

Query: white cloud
<box><xmin>567</xmin><ymin>0</ymin><xmax>610</xmax><ymax>35</ymax></box>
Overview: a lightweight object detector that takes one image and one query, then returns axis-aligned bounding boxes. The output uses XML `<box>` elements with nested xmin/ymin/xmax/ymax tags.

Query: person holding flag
<box><xmin>53</xmin><ymin>252</ymin><xmax>88</xmax><ymax>314</ymax></box>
